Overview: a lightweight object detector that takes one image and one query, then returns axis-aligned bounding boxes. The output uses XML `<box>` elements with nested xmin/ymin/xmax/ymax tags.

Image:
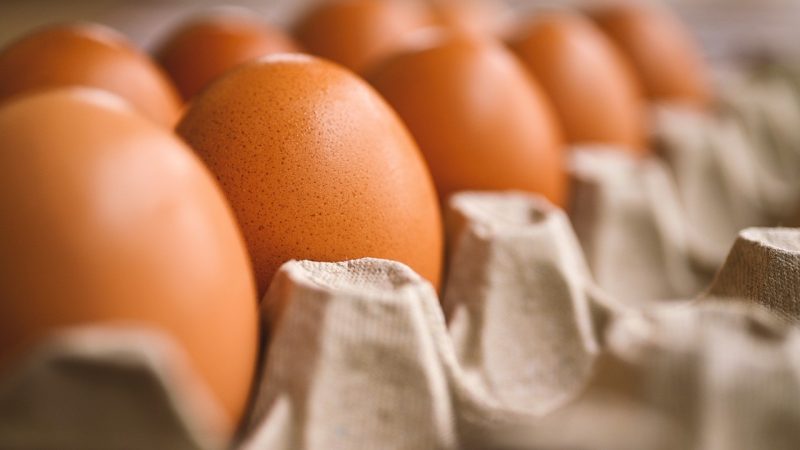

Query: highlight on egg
<box><xmin>367</xmin><ymin>32</ymin><xmax>568</xmax><ymax>207</ymax></box>
<box><xmin>293</xmin><ymin>0</ymin><xmax>431</xmax><ymax>73</ymax></box>
<box><xmin>177</xmin><ymin>53</ymin><xmax>444</xmax><ymax>296</ymax></box>
<box><xmin>0</xmin><ymin>22</ymin><xmax>181</xmax><ymax>126</ymax></box>
<box><xmin>156</xmin><ymin>9</ymin><xmax>300</xmax><ymax>100</ymax></box>
<box><xmin>508</xmin><ymin>11</ymin><xmax>648</xmax><ymax>154</ymax></box>
<box><xmin>0</xmin><ymin>87</ymin><xmax>258</xmax><ymax>436</ymax></box>
<box><xmin>590</xmin><ymin>3</ymin><xmax>712</xmax><ymax>109</ymax></box>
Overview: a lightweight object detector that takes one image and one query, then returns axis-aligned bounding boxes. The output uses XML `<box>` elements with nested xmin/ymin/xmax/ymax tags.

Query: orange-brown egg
<box><xmin>0</xmin><ymin>22</ymin><xmax>181</xmax><ymax>126</ymax></box>
<box><xmin>591</xmin><ymin>3</ymin><xmax>712</xmax><ymax>108</ymax></box>
<box><xmin>430</xmin><ymin>0</ymin><xmax>510</xmax><ymax>37</ymax></box>
<box><xmin>0</xmin><ymin>88</ymin><xmax>258</xmax><ymax>436</ymax></box>
<box><xmin>509</xmin><ymin>12</ymin><xmax>647</xmax><ymax>153</ymax></box>
<box><xmin>367</xmin><ymin>33</ymin><xmax>567</xmax><ymax>206</ymax></box>
<box><xmin>177</xmin><ymin>54</ymin><xmax>443</xmax><ymax>295</ymax></box>
<box><xmin>293</xmin><ymin>0</ymin><xmax>431</xmax><ymax>73</ymax></box>
<box><xmin>156</xmin><ymin>10</ymin><xmax>300</xmax><ymax>100</ymax></box>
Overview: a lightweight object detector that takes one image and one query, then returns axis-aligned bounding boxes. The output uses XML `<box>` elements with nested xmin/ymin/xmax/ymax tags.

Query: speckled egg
<box><xmin>293</xmin><ymin>0</ymin><xmax>431</xmax><ymax>73</ymax></box>
<box><xmin>509</xmin><ymin>12</ymin><xmax>648</xmax><ymax>153</ymax></box>
<box><xmin>0</xmin><ymin>88</ymin><xmax>258</xmax><ymax>436</ymax></box>
<box><xmin>156</xmin><ymin>10</ymin><xmax>300</xmax><ymax>100</ymax></box>
<box><xmin>0</xmin><ymin>22</ymin><xmax>181</xmax><ymax>126</ymax></box>
<box><xmin>591</xmin><ymin>4</ymin><xmax>712</xmax><ymax>108</ymax></box>
<box><xmin>177</xmin><ymin>54</ymin><xmax>443</xmax><ymax>295</ymax></box>
<box><xmin>367</xmin><ymin>33</ymin><xmax>568</xmax><ymax>206</ymax></box>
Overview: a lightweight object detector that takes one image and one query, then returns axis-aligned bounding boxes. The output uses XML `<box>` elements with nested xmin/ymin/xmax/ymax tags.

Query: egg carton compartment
<box><xmin>573</xmin><ymin>66</ymin><xmax>800</xmax><ymax>303</ymax></box>
<box><xmin>4</xmin><ymin>70</ymin><xmax>800</xmax><ymax>447</ymax></box>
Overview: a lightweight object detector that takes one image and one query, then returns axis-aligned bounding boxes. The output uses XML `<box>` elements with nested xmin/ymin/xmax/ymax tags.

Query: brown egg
<box><xmin>367</xmin><ymin>33</ymin><xmax>567</xmax><ymax>206</ymax></box>
<box><xmin>0</xmin><ymin>23</ymin><xmax>181</xmax><ymax>126</ymax></box>
<box><xmin>509</xmin><ymin>12</ymin><xmax>647</xmax><ymax>153</ymax></box>
<box><xmin>177</xmin><ymin>54</ymin><xmax>443</xmax><ymax>295</ymax></box>
<box><xmin>591</xmin><ymin>3</ymin><xmax>712</xmax><ymax>108</ymax></box>
<box><xmin>0</xmin><ymin>88</ymin><xmax>258</xmax><ymax>435</ymax></box>
<box><xmin>430</xmin><ymin>0</ymin><xmax>510</xmax><ymax>37</ymax></box>
<box><xmin>294</xmin><ymin>0</ymin><xmax>431</xmax><ymax>73</ymax></box>
<box><xmin>156</xmin><ymin>10</ymin><xmax>300</xmax><ymax>100</ymax></box>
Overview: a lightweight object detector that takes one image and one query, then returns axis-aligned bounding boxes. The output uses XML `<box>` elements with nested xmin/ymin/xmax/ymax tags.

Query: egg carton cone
<box><xmin>568</xmin><ymin>67</ymin><xmax>800</xmax><ymax>304</ymax></box>
<box><xmin>706</xmin><ymin>228</ymin><xmax>800</xmax><ymax>320</ymax></box>
<box><xmin>652</xmin><ymin>105</ymin><xmax>770</xmax><ymax>265</ymax></box>
<box><xmin>568</xmin><ymin>146</ymin><xmax>708</xmax><ymax>304</ymax></box>
<box><xmin>716</xmin><ymin>69</ymin><xmax>800</xmax><ymax>207</ymax></box>
<box><xmin>0</xmin><ymin>327</ymin><xmax>228</xmax><ymax>449</ymax></box>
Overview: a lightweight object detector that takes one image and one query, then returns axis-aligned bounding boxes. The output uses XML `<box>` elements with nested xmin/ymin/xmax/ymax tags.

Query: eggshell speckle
<box><xmin>368</xmin><ymin>33</ymin><xmax>568</xmax><ymax>206</ymax></box>
<box><xmin>177</xmin><ymin>54</ymin><xmax>443</xmax><ymax>295</ymax></box>
<box><xmin>509</xmin><ymin>12</ymin><xmax>648</xmax><ymax>153</ymax></box>
<box><xmin>0</xmin><ymin>22</ymin><xmax>181</xmax><ymax>126</ymax></box>
<box><xmin>156</xmin><ymin>10</ymin><xmax>300</xmax><ymax>100</ymax></box>
<box><xmin>0</xmin><ymin>88</ymin><xmax>258</xmax><ymax>435</ymax></box>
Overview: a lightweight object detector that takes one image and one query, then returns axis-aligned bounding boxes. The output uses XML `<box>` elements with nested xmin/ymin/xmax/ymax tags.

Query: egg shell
<box><xmin>509</xmin><ymin>12</ymin><xmax>648</xmax><ymax>153</ymax></box>
<box><xmin>430</xmin><ymin>0</ymin><xmax>510</xmax><ymax>37</ymax></box>
<box><xmin>156</xmin><ymin>11</ymin><xmax>300</xmax><ymax>101</ymax></box>
<box><xmin>367</xmin><ymin>33</ymin><xmax>568</xmax><ymax>206</ymax></box>
<box><xmin>0</xmin><ymin>22</ymin><xmax>181</xmax><ymax>126</ymax></box>
<box><xmin>294</xmin><ymin>0</ymin><xmax>431</xmax><ymax>73</ymax></box>
<box><xmin>177</xmin><ymin>54</ymin><xmax>443</xmax><ymax>295</ymax></box>
<box><xmin>591</xmin><ymin>4</ymin><xmax>712</xmax><ymax>108</ymax></box>
<box><xmin>0</xmin><ymin>88</ymin><xmax>258</xmax><ymax>435</ymax></box>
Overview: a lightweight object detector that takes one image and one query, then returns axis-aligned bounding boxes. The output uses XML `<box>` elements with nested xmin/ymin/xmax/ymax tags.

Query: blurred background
<box><xmin>2</xmin><ymin>0</ymin><xmax>800</xmax><ymax>66</ymax></box>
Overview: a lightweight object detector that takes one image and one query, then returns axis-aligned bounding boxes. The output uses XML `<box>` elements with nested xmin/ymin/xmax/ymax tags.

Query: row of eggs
<box><xmin>0</xmin><ymin>0</ymin><xmax>710</xmax><ymax>440</ymax></box>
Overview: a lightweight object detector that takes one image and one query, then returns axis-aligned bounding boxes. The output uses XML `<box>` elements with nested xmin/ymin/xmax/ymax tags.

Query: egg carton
<box><xmin>2</xmin><ymin>192</ymin><xmax>799</xmax><ymax>450</ymax></box>
<box><xmin>2</xmin><ymin>70</ymin><xmax>800</xmax><ymax>450</ymax></box>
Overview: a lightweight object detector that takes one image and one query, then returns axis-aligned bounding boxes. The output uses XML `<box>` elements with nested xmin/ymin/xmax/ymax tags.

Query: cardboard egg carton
<box><xmin>3</xmin><ymin>70</ymin><xmax>800</xmax><ymax>449</ymax></box>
